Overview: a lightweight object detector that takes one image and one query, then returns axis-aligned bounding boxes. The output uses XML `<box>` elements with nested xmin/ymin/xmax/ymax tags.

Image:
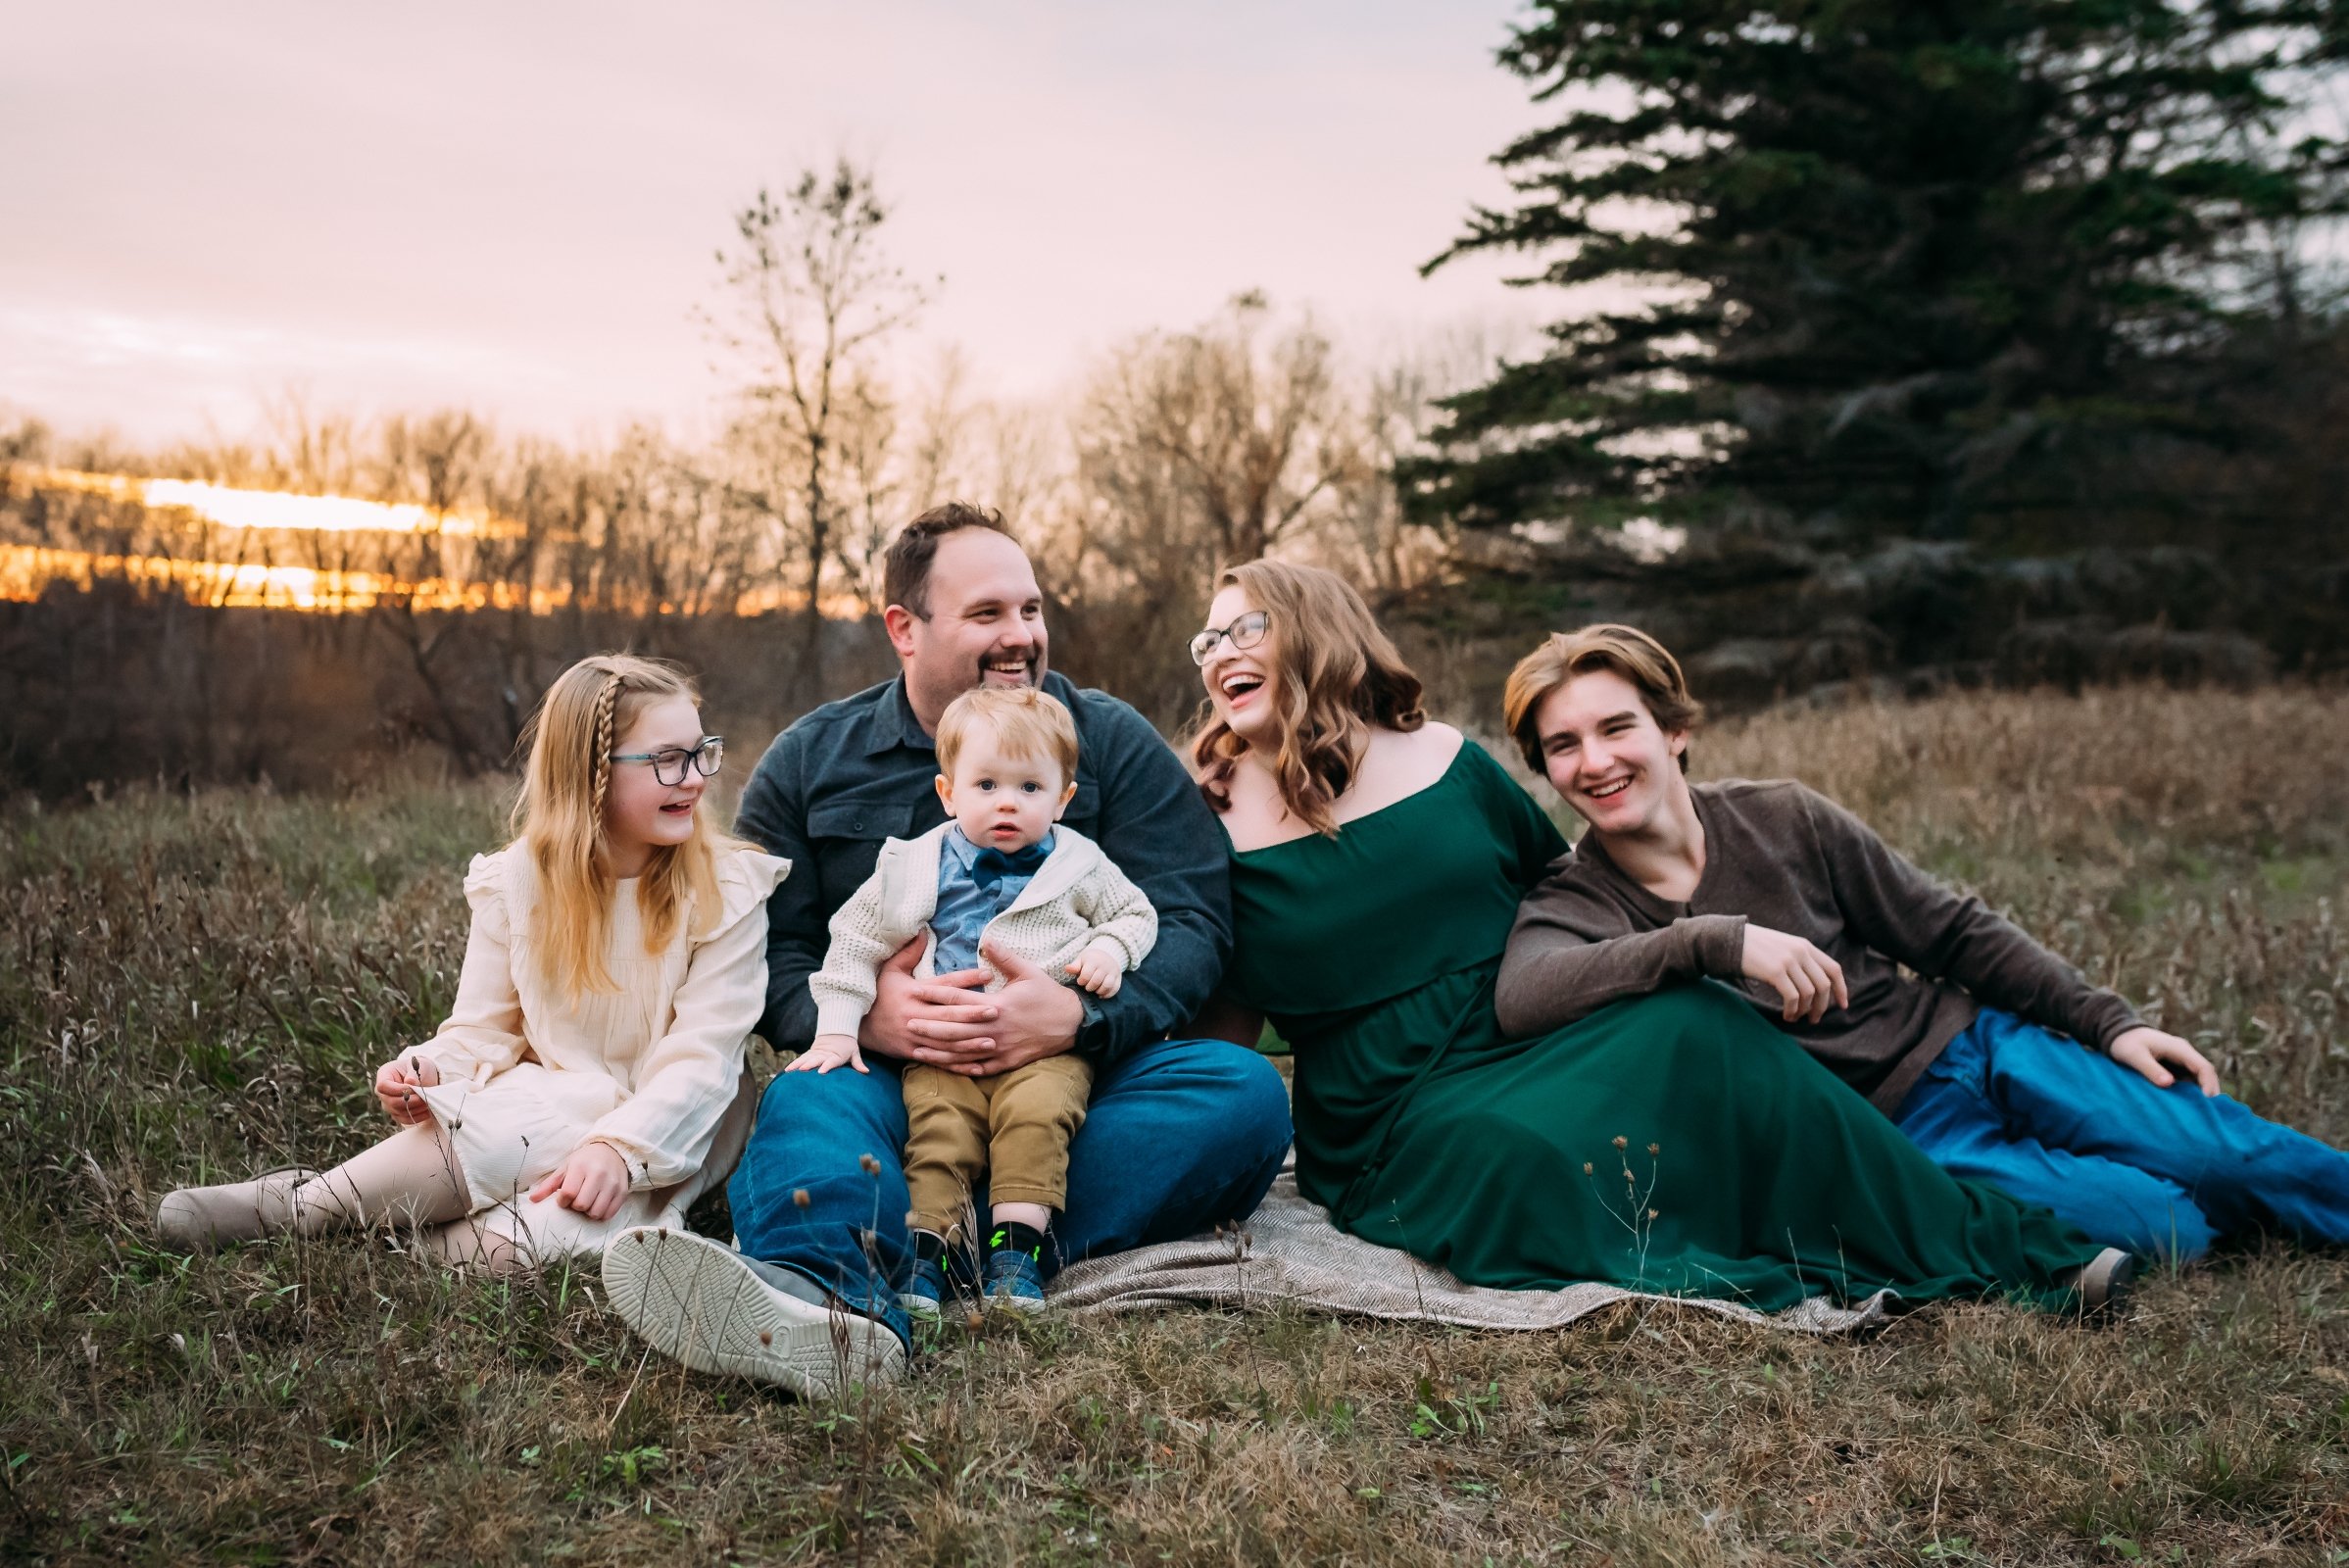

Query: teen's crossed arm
<box><xmin>1493</xmin><ymin>883</ymin><xmax>1748</xmax><ymax>1039</ymax></box>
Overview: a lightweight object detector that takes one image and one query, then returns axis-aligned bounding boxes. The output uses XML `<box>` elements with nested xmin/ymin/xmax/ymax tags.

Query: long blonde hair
<box><xmin>1189</xmin><ymin>561</ymin><xmax>1425</xmax><ymax>836</ymax></box>
<box><xmin>513</xmin><ymin>654</ymin><xmax>732</xmax><ymax>996</ymax></box>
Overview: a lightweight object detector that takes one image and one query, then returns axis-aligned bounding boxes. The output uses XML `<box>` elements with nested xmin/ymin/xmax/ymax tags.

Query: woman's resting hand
<box><xmin>528</xmin><ymin>1141</ymin><xmax>633</xmax><ymax>1221</ymax></box>
<box><xmin>374</xmin><ymin>1054</ymin><xmax>442</xmax><ymax>1125</ymax></box>
<box><xmin>1740</xmin><ymin>925</ymin><xmax>1849</xmax><ymax>1023</ymax></box>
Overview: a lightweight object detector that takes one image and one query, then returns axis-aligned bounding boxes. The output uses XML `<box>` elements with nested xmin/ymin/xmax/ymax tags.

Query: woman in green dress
<box><xmin>1189</xmin><ymin>561</ymin><xmax>2119</xmax><ymax>1313</ymax></box>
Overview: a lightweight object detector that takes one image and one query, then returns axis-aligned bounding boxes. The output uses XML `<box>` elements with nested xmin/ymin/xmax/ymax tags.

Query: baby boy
<box><xmin>796</xmin><ymin>686</ymin><xmax>1157</xmax><ymax>1315</ymax></box>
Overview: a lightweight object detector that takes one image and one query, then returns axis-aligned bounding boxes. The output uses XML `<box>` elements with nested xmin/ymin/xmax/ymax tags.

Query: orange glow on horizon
<box><xmin>5</xmin><ymin>466</ymin><xmax>869</xmax><ymax>618</ymax></box>
<box><xmin>0</xmin><ymin>542</ymin><xmax>861</xmax><ymax>619</ymax></box>
<box><xmin>16</xmin><ymin>465</ymin><xmax>527</xmax><ymax>538</ymax></box>
<box><xmin>0</xmin><ymin>543</ymin><xmax>558</xmax><ymax>612</ymax></box>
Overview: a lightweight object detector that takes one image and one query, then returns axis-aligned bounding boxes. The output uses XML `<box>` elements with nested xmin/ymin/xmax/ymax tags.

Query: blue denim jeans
<box><xmin>729</xmin><ymin>1037</ymin><xmax>1292</xmax><ymax>1345</ymax></box>
<box><xmin>1894</xmin><ymin>1008</ymin><xmax>2349</xmax><ymax>1261</ymax></box>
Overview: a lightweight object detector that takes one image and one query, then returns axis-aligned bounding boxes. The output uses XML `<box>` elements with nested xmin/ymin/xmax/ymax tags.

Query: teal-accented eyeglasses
<box><xmin>610</xmin><ymin>735</ymin><xmax>725</xmax><ymax>786</ymax></box>
<box><xmin>1189</xmin><ymin>610</ymin><xmax>1270</xmax><ymax>666</ymax></box>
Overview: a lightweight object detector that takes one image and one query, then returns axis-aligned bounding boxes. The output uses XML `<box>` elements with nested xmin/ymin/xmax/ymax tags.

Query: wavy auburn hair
<box><xmin>1189</xmin><ymin>561</ymin><xmax>1425</xmax><ymax>836</ymax></box>
<box><xmin>514</xmin><ymin>654</ymin><xmax>733</xmax><ymax>996</ymax></box>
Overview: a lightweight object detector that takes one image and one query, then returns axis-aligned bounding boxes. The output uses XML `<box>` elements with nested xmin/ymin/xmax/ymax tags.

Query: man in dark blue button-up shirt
<box><xmin>604</xmin><ymin>504</ymin><xmax>1292</xmax><ymax>1396</ymax></box>
<box><xmin>735</xmin><ymin>661</ymin><xmax>1234</xmax><ymax>1067</ymax></box>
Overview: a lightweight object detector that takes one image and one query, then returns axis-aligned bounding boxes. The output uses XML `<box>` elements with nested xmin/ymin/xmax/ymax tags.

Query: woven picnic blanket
<box><xmin>1050</xmin><ymin>1162</ymin><xmax>1893</xmax><ymax>1335</ymax></box>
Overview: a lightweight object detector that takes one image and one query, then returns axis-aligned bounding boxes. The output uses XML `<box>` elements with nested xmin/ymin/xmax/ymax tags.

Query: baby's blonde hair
<box><xmin>514</xmin><ymin>653</ymin><xmax>733</xmax><ymax>995</ymax></box>
<box><xmin>935</xmin><ymin>687</ymin><xmax>1080</xmax><ymax>786</ymax></box>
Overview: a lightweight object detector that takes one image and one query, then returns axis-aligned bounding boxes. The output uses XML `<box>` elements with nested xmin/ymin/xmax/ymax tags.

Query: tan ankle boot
<box><xmin>154</xmin><ymin>1167</ymin><xmax>319</xmax><ymax>1252</ymax></box>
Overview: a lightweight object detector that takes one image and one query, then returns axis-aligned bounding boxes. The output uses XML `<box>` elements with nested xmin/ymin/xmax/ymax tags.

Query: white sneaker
<box><xmin>600</xmin><ymin>1227</ymin><xmax>905</xmax><ymax>1397</ymax></box>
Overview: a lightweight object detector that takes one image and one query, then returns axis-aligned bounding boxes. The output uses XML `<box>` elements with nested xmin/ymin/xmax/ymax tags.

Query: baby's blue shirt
<box><xmin>930</xmin><ymin>826</ymin><xmax>1054</xmax><ymax>973</ymax></box>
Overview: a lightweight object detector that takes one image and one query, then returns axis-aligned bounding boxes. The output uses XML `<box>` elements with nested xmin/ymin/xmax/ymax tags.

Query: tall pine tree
<box><xmin>1409</xmin><ymin>1</ymin><xmax>2347</xmax><ymax>547</ymax></box>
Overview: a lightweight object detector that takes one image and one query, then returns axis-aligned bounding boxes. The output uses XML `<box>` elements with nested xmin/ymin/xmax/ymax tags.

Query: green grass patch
<box><xmin>6</xmin><ymin>685</ymin><xmax>2349</xmax><ymax>1563</ymax></box>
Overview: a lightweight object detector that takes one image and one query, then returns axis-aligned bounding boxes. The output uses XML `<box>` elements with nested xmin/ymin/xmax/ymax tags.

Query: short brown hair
<box><xmin>1502</xmin><ymin>623</ymin><xmax>1702</xmax><ymax>773</ymax></box>
<box><xmin>884</xmin><ymin>502</ymin><xmax>1013</xmax><ymax>618</ymax></box>
<box><xmin>936</xmin><ymin>686</ymin><xmax>1080</xmax><ymax>786</ymax></box>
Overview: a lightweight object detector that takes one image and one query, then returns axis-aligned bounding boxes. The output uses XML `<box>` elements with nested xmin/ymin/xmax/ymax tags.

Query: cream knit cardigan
<box><xmin>807</xmin><ymin>823</ymin><xmax>1157</xmax><ymax>1041</ymax></box>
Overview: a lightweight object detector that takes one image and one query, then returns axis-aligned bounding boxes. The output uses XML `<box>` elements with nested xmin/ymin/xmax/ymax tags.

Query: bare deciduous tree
<box><xmin>829</xmin><ymin>372</ymin><xmax>903</xmax><ymax>615</ymax></box>
<box><xmin>709</xmin><ymin>158</ymin><xmax>934</xmax><ymax>689</ymax></box>
<box><xmin>370</xmin><ymin>410</ymin><xmax>495</xmax><ymax>769</ymax></box>
<box><xmin>1077</xmin><ymin>292</ymin><xmax>1368</xmax><ymax>571</ymax></box>
<box><xmin>1328</xmin><ymin>351</ymin><xmax>1478</xmax><ymax>595</ymax></box>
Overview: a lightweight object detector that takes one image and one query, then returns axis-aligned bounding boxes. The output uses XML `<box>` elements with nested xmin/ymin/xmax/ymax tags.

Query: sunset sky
<box><xmin>3</xmin><ymin>1</ymin><xmax>1542</xmax><ymax>448</ymax></box>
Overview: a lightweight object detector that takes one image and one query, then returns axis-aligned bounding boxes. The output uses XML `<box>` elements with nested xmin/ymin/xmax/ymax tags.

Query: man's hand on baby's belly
<box><xmin>896</xmin><ymin>942</ymin><xmax>1086</xmax><ymax>1077</ymax></box>
<box><xmin>857</xmin><ymin>936</ymin><xmax>965</xmax><ymax>1062</ymax></box>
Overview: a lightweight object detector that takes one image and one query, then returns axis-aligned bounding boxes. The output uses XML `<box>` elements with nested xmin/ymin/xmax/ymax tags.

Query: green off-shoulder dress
<box><xmin>1224</xmin><ymin>742</ymin><xmax>2103</xmax><ymax>1311</ymax></box>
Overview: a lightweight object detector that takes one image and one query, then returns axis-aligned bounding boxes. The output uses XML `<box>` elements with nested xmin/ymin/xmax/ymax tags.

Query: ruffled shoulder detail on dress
<box><xmin>462</xmin><ymin>843</ymin><xmax>526</xmax><ymax>936</ymax></box>
<box><xmin>710</xmin><ymin>843</ymin><xmax>790</xmax><ymax>929</ymax></box>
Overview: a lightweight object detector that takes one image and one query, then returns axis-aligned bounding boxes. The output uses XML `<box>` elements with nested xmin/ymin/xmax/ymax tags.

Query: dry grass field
<box><xmin>4</xmin><ymin>685</ymin><xmax>2347</xmax><ymax>1565</ymax></box>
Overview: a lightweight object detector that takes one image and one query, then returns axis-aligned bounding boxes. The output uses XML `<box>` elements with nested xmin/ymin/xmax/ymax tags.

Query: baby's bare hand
<box><xmin>787</xmin><ymin>1034</ymin><xmax>868</xmax><ymax>1075</ymax></box>
<box><xmin>1066</xmin><ymin>945</ymin><xmax>1125</xmax><ymax>999</ymax></box>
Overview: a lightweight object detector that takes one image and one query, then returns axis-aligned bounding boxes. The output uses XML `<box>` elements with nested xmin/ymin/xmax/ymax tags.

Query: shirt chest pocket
<box><xmin>808</xmin><ymin>799</ymin><xmax>941</xmax><ymax>901</ymax></box>
<box><xmin>812</xmin><ymin>798</ymin><xmax>944</xmax><ymax>840</ymax></box>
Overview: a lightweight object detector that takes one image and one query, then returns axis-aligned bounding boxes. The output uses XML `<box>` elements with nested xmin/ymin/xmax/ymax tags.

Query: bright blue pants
<box><xmin>728</xmin><ymin>1037</ymin><xmax>1292</xmax><ymax>1344</ymax></box>
<box><xmin>1894</xmin><ymin>1008</ymin><xmax>2349</xmax><ymax>1261</ymax></box>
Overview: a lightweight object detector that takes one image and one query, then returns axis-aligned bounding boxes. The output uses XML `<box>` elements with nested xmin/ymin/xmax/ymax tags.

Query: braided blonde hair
<box><xmin>513</xmin><ymin>654</ymin><xmax>736</xmax><ymax>996</ymax></box>
<box><xmin>585</xmin><ymin>672</ymin><xmax>622</xmax><ymax>827</ymax></box>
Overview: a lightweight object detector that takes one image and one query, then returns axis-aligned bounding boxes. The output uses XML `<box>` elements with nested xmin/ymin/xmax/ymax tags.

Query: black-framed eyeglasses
<box><xmin>610</xmin><ymin>735</ymin><xmax>725</xmax><ymax>786</ymax></box>
<box><xmin>1189</xmin><ymin>610</ymin><xmax>1270</xmax><ymax>666</ymax></box>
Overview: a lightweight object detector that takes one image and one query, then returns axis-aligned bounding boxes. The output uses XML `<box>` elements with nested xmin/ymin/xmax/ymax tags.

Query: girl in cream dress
<box><xmin>155</xmin><ymin>655</ymin><xmax>786</xmax><ymax>1269</ymax></box>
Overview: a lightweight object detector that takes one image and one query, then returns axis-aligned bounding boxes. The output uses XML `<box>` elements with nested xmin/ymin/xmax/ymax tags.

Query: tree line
<box><xmin>7</xmin><ymin>1</ymin><xmax>2348</xmax><ymax>796</ymax></box>
<box><xmin>0</xmin><ymin>165</ymin><xmax>1470</xmax><ymax>792</ymax></box>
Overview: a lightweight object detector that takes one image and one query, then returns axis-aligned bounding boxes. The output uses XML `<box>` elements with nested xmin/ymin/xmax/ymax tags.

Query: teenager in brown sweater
<box><xmin>1494</xmin><ymin>624</ymin><xmax>2349</xmax><ymax>1263</ymax></box>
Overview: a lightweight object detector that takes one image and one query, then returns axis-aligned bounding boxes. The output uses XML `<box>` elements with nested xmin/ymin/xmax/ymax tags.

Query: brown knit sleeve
<box><xmin>1801</xmin><ymin>786</ymin><xmax>2141</xmax><ymax>1051</ymax></box>
<box><xmin>1493</xmin><ymin>864</ymin><xmax>1747</xmax><ymax>1039</ymax></box>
